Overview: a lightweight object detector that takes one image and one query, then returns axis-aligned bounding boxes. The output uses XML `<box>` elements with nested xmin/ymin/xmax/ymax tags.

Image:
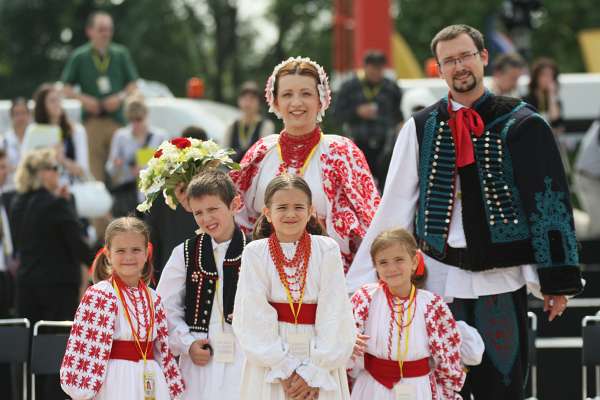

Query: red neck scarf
<box><xmin>447</xmin><ymin>93</ymin><xmax>484</xmax><ymax>168</ymax></box>
<box><xmin>278</xmin><ymin>126</ymin><xmax>321</xmax><ymax>169</ymax></box>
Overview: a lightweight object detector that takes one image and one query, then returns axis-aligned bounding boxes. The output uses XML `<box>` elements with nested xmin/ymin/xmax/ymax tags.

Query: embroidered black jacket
<box><xmin>412</xmin><ymin>92</ymin><xmax>581</xmax><ymax>295</ymax></box>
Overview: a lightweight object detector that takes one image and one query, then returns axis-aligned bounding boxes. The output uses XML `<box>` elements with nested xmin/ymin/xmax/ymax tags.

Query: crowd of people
<box><xmin>0</xmin><ymin>10</ymin><xmax>591</xmax><ymax>400</ymax></box>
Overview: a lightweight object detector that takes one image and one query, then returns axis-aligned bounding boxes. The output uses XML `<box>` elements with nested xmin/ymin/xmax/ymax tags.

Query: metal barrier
<box><xmin>30</xmin><ymin>320</ymin><xmax>72</xmax><ymax>400</ymax></box>
<box><xmin>0</xmin><ymin>318</ymin><xmax>30</xmax><ymax>400</ymax></box>
<box><xmin>582</xmin><ymin>315</ymin><xmax>600</xmax><ymax>400</ymax></box>
<box><xmin>527</xmin><ymin>311</ymin><xmax>538</xmax><ymax>400</ymax></box>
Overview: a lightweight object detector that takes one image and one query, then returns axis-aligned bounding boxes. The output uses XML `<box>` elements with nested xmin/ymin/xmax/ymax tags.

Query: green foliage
<box><xmin>395</xmin><ymin>0</ymin><xmax>503</xmax><ymax>65</ymax></box>
<box><xmin>529</xmin><ymin>0</ymin><xmax>600</xmax><ymax>72</ymax></box>
<box><xmin>395</xmin><ymin>0</ymin><xmax>600</xmax><ymax>73</ymax></box>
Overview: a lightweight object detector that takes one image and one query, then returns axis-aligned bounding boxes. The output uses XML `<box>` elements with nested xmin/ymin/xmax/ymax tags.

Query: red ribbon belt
<box><xmin>364</xmin><ymin>353</ymin><xmax>431</xmax><ymax>389</ymax></box>
<box><xmin>269</xmin><ymin>302</ymin><xmax>317</xmax><ymax>325</ymax></box>
<box><xmin>110</xmin><ymin>340</ymin><xmax>155</xmax><ymax>361</ymax></box>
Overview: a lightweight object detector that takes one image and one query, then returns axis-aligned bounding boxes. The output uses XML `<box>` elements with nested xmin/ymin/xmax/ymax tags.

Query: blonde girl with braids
<box><xmin>60</xmin><ymin>217</ymin><xmax>184</xmax><ymax>400</ymax></box>
<box><xmin>233</xmin><ymin>174</ymin><xmax>356</xmax><ymax>400</ymax></box>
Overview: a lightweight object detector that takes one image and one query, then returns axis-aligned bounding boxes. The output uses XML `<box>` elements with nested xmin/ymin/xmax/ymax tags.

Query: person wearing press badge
<box><xmin>233</xmin><ymin>174</ymin><xmax>356</xmax><ymax>400</ymax></box>
<box><xmin>106</xmin><ymin>96</ymin><xmax>165</xmax><ymax>217</ymax></box>
<box><xmin>61</xmin><ymin>11</ymin><xmax>138</xmax><ymax>184</ymax></box>
<box><xmin>156</xmin><ymin>170</ymin><xmax>248</xmax><ymax>400</ymax></box>
<box><xmin>60</xmin><ymin>217</ymin><xmax>184</xmax><ymax>399</ymax></box>
<box><xmin>349</xmin><ymin>229</ymin><xmax>468</xmax><ymax>399</ymax></box>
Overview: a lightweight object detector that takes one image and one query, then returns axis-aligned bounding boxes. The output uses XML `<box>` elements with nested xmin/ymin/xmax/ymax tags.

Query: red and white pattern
<box><xmin>60</xmin><ymin>280</ymin><xmax>184</xmax><ymax>400</ymax></box>
<box><xmin>425</xmin><ymin>294</ymin><xmax>465</xmax><ymax>400</ymax></box>
<box><xmin>349</xmin><ymin>285</ymin><xmax>465</xmax><ymax>400</ymax></box>
<box><xmin>230</xmin><ymin>134</ymin><xmax>380</xmax><ymax>272</ymax></box>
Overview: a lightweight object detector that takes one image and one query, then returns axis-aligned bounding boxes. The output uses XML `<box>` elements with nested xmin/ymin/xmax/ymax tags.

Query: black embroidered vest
<box><xmin>412</xmin><ymin>92</ymin><xmax>578</xmax><ymax>274</ymax></box>
<box><xmin>183</xmin><ymin>227</ymin><xmax>246</xmax><ymax>333</ymax></box>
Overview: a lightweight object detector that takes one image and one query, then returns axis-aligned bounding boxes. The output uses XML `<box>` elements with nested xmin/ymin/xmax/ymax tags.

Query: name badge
<box><xmin>287</xmin><ymin>332</ymin><xmax>310</xmax><ymax>360</ymax></box>
<box><xmin>97</xmin><ymin>76</ymin><xmax>111</xmax><ymax>94</ymax></box>
<box><xmin>143</xmin><ymin>369</ymin><xmax>156</xmax><ymax>400</ymax></box>
<box><xmin>213</xmin><ymin>332</ymin><xmax>235</xmax><ymax>364</ymax></box>
<box><xmin>393</xmin><ymin>383</ymin><xmax>416</xmax><ymax>400</ymax></box>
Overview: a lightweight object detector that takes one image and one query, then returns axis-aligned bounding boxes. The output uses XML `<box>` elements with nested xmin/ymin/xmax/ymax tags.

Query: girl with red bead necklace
<box><xmin>230</xmin><ymin>57</ymin><xmax>379</xmax><ymax>274</ymax></box>
<box><xmin>233</xmin><ymin>174</ymin><xmax>356</xmax><ymax>400</ymax></box>
<box><xmin>60</xmin><ymin>217</ymin><xmax>184</xmax><ymax>400</ymax></box>
<box><xmin>350</xmin><ymin>229</ymin><xmax>477</xmax><ymax>399</ymax></box>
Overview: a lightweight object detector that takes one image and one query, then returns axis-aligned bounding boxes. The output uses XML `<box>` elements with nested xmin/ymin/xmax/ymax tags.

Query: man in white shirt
<box><xmin>349</xmin><ymin>24</ymin><xmax>582</xmax><ymax>400</ymax></box>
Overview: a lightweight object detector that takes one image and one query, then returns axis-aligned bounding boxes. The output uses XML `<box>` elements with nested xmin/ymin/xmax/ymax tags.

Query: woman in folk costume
<box><xmin>60</xmin><ymin>217</ymin><xmax>184</xmax><ymax>400</ymax></box>
<box><xmin>230</xmin><ymin>57</ymin><xmax>380</xmax><ymax>272</ymax></box>
<box><xmin>350</xmin><ymin>229</ymin><xmax>467</xmax><ymax>400</ymax></box>
<box><xmin>233</xmin><ymin>174</ymin><xmax>356</xmax><ymax>399</ymax></box>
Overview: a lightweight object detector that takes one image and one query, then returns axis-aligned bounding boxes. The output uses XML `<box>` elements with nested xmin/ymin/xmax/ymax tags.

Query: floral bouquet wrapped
<box><xmin>137</xmin><ymin>137</ymin><xmax>239</xmax><ymax>212</ymax></box>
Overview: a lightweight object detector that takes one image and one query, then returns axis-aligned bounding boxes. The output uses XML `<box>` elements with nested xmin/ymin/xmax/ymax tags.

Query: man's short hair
<box><xmin>86</xmin><ymin>11</ymin><xmax>112</xmax><ymax>28</ymax></box>
<box><xmin>239</xmin><ymin>81</ymin><xmax>261</xmax><ymax>98</ymax></box>
<box><xmin>430</xmin><ymin>24</ymin><xmax>485</xmax><ymax>60</ymax></box>
<box><xmin>363</xmin><ymin>50</ymin><xmax>387</xmax><ymax>66</ymax></box>
<box><xmin>492</xmin><ymin>53</ymin><xmax>525</xmax><ymax>73</ymax></box>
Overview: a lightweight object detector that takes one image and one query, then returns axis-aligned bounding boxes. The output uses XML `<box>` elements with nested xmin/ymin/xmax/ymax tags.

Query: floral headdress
<box><xmin>264</xmin><ymin>56</ymin><xmax>332</xmax><ymax>123</ymax></box>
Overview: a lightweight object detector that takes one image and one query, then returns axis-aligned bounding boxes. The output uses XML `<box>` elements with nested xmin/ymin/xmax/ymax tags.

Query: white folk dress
<box><xmin>157</xmin><ymin>239</ymin><xmax>244</xmax><ymax>400</ymax></box>
<box><xmin>350</xmin><ymin>284</ymin><xmax>465</xmax><ymax>400</ymax></box>
<box><xmin>232</xmin><ymin>235</ymin><xmax>356</xmax><ymax>399</ymax></box>
<box><xmin>60</xmin><ymin>280</ymin><xmax>184</xmax><ymax>399</ymax></box>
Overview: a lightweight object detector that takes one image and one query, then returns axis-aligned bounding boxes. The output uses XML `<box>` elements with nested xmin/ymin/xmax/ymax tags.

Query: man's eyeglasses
<box><xmin>439</xmin><ymin>51</ymin><xmax>480</xmax><ymax>69</ymax></box>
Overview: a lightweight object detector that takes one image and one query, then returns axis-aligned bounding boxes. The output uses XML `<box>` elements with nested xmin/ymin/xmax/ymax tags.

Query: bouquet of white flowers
<box><xmin>137</xmin><ymin>137</ymin><xmax>239</xmax><ymax>212</ymax></box>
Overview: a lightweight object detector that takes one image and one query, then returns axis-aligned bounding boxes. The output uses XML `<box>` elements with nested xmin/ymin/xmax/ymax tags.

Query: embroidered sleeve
<box><xmin>156</xmin><ymin>245</ymin><xmax>195</xmax><ymax>357</ymax></box>
<box><xmin>296</xmin><ymin>242</ymin><xmax>356</xmax><ymax>390</ymax></box>
<box><xmin>350</xmin><ymin>285</ymin><xmax>375</xmax><ymax>334</ymax></box>
<box><xmin>153</xmin><ymin>295</ymin><xmax>185</xmax><ymax>399</ymax></box>
<box><xmin>321</xmin><ymin>136</ymin><xmax>381</xmax><ymax>271</ymax></box>
<box><xmin>60</xmin><ymin>285</ymin><xmax>117</xmax><ymax>400</ymax></box>
<box><xmin>346</xmin><ymin>120</ymin><xmax>420</xmax><ymax>293</ymax></box>
<box><xmin>230</xmin><ymin>138</ymin><xmax>272</xmax><ymax>233</ymax></box>
<box><xmin>425</xmin><ymin>295</ymin><xmax>465</xmax><ymax>399</ymax></box>
<box><xmin>508</xmin><ymin>113</ymin><xmax>582</xmax><ymax>295</ymax></box>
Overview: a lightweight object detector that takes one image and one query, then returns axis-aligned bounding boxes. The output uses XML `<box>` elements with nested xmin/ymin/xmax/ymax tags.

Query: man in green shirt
<box><xmin>61</xmin><ymin>11</ymin><xmax>138</xmax><ymax>183</ymax></box>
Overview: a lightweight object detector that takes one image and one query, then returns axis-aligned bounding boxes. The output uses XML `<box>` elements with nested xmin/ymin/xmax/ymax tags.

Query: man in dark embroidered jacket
<box><xmin>348</xmin><ymin>24</ymin><xmax>582</xmax><ymax>400</ymax></box>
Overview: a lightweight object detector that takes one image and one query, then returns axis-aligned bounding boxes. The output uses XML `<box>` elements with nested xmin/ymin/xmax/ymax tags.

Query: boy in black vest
<box><xmin>157</xmin><ymin>169</ymin><xmax>247</xmax><ymax>399</ymax></box>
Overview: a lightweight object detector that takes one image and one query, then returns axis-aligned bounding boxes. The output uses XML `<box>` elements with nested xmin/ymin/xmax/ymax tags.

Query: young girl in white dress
<box><xmin>60</xmin><ymin>217</ymin><xmax>184</xmax><ymax>399</ymax></box>
<box><xmin>233</xmin><ymin>174</ymin><xmax>356</xmax><ymax>399</ymax></box>
<box><xmin>350</xmin><ymin>229</ymin><xmax>466</xmax><ymax>400</ymax></box>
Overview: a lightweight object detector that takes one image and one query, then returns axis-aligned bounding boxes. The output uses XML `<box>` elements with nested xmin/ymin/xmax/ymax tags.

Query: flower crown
<box><xmin>264</xmin><ymin>56</ymin><xmax>332</xmax><ymax>123</ymax></box>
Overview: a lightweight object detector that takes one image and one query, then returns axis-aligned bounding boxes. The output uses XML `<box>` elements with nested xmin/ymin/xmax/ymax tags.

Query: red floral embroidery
<box><xmin>232</xmin><ymin>134</ymin><xmax>380</xmax><ymax>272</ymax></box>
<box><xmin>425</xmin><ymin>294</ymin><xmax>465</xmax><ymax>399</ymax></box>
<box><xmin>60</xmin><ymin>283</ymin><xmax>184</xmax><ymax>400</ymax></box>
<box><xmin>350</xmin><ymin>283</ymin><xmax>377</xmax><ymax>333</ymax></box>
<box><xmin>170</xmin><ymin>137</ymin><xmax>191</xmax><ymax>149</ymax></box>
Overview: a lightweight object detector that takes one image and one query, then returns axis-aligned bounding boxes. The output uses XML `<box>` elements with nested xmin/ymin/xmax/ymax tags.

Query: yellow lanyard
<box><xmin>92</xmin><ymin>50</ymin><xmax>111</xmax><ymax>74</ymax></box>
<box><xmin>396</xmin><ymin>285</ymin><xmax>415</xmax><ymax>378</ymax></box>
<box><xmin>215</xmin><ymin>279</ymin><xmax>226</xmax><ymax>332</ymax></box>
<box><xmin>277</xmin><ymin>133</ymin><xmax>322</xmax><ymax>177</ymax></box>
<box><xmin>361</xmin><ymin>80</ymin><xmax>382</xmax><ymax>101</ymax></box>
<box><xmin>112</xmin><ymin>279</ymin><xmax>155</xmax><ymax>366</ymax></box>
<box><xmin>238</xmin><ymin>121</ymin><xmax>257</xmax><ymax>147</ymax></box>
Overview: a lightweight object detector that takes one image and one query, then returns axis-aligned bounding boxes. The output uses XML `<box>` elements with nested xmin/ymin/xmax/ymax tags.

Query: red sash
<box><xmin>364</xmin><ymin>353</ymin><xmax>431</xmax><ymax>389</ymax></box>
<box><xmin>269</xmin><ymin>302</ymin><xmax>317</xmax><ymax>325</ymax></box>
<box><xmin>110</xmin><ymin>340</ymin><xmax>155</xmax><ymax>362</ymax></box>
